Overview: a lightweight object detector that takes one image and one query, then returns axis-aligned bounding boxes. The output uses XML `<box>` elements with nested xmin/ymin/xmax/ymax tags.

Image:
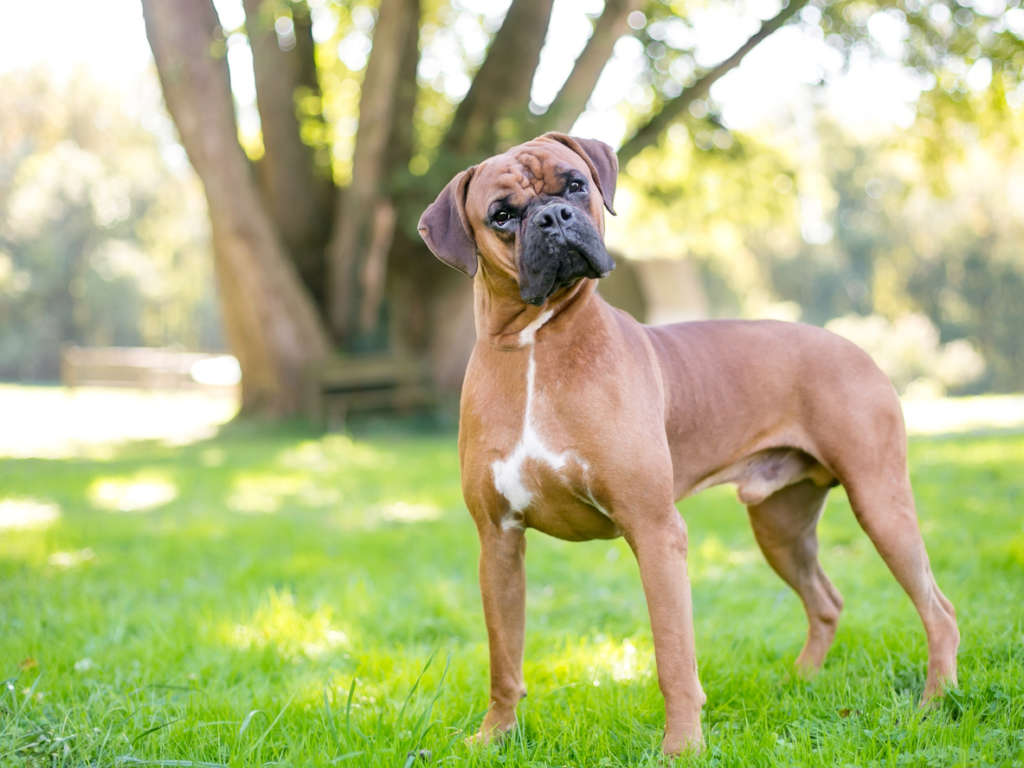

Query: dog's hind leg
<box><xmin>747</xmin><ymin>479</ymin><xmax>844</xmax><ymax>674</ymax></box>
<box><xmin>842</xmin><ymin>471</ymin><xmax>959</xmax><ymax>702</ymax></box>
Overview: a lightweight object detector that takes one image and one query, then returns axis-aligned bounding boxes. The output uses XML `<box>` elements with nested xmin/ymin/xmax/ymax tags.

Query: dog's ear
<box><xmin>542</xmin><ymin>132</ymin><xmax>618</xmax><ymax>215</ymax></box>
<box><xmin>418</xmin><ymin>166</ymin><xmax>478</xmax><ymax>276</ymax></box>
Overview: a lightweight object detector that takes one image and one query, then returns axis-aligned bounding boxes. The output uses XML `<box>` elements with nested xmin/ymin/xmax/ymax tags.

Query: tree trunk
<box><xmin>327</xmin><ymin>0</ymin><xmax>420</xmax><ymax>344</ymax></box>
<box><xmin>387</xmin><ymin>228</ymin><xmax>475</xmax><ymax>397</ymax></box>
<box><xmin>243</xmin><ymin>0</ymin><xmax>334</xmax><ymax>307</ymax></box>
<box><xmin>142</xmin><ymin>0</ymin><xmax>330</xmax><ymax>417</ymax></box>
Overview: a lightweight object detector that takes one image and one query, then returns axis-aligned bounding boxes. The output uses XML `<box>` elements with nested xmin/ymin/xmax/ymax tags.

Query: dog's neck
<box><xmin>474</xmin><ymin>261</ymin><xmax>598</xmax><ymax>350</ymax></box>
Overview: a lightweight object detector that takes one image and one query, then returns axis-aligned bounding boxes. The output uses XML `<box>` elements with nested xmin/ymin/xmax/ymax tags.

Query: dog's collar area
<box><xmin>517</xmin><ymin>309</ymin><xmax>554</xmax><ymax>347</ymax></box>
<box><xmin>488</xmin><ymin>306</ymin><xmax>555</xmax><ymax>350</ymax></box>
<box><xmin>486</xmin><ymin>279</ymin><xmax>596</xmax><ymax>350</ymax></box>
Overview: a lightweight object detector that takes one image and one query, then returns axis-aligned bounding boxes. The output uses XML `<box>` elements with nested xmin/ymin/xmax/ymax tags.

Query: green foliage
<box><xmin>821</xmin><ymin>1</ymin><xmax>1024</xmax><ymax>126</ymax></box>
<box><xmin>0</xmin><ymin>70</ymin><xmax>220</xmax><ymax>381</ymax></box>
<box><xmin>614</xmin><ymin>82</ymin><xmax>1024</xmax><ymax>393</ymax></box>
<box><xmin>610</xmin><ymin>125</ymin><xmax>800</xmax><ymax>315</ymax></box>
<box><xmin>1</xmin><ymin>404</ymin><xmax>1022</xmax><ymax>765</ymax></box>
<box><xmin>825</xmin><ymin>313</ymin><xmax>984</xmax><ymax>396</ymax></box>
<box><xmin>307</xmin><ymin>0</ymin><xmax>377</xmax><ymax>184</ymax></box>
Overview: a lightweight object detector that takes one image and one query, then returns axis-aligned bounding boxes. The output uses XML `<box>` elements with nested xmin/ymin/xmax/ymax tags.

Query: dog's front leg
<box><xmin>625</xmin><ymin>512</ymin><xmax>706</xmax><ymax>755</ymax></box>
<box><xmin>471</xmin><ymin>518</ymin><xmax>527</xmax><ymax>744</ymax></box>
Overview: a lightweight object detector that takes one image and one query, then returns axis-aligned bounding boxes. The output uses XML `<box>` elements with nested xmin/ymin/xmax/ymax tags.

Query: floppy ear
<box><xmin>417</xmin><ymin>167</ymin><xmax>478</xmax><ymax>276</ymax></box>
<box><xmin>542</xmin><ymin>132</ymin><xmax>618</xmax><ymax>215</ymax></box>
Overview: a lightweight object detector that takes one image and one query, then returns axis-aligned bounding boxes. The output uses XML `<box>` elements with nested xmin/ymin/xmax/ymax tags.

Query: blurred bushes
<box><xmin>826</xmin><ymin>313</ymin><xmax>984</xmax><ymax>397</ymax></box>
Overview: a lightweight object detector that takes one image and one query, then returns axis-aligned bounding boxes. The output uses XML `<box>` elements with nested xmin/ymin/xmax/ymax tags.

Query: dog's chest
<box><xmin>482</xmin><ymin>315</ymin><xmax>614</xmax><ymax>538</ymax></box>
<box><xmin>490</xmin><ymin>349</ymin><xmax>577</xmax><ymax>520</ymax></box>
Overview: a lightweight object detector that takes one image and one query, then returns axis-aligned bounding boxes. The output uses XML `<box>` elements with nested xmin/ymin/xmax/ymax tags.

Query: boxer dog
<box><xmin>417</xmin><ymin>133</ymin><xmax>959</xmax><ymax>755</ymax></box>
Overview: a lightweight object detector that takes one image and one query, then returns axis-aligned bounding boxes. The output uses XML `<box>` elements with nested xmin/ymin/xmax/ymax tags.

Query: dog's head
<box><xmin>418</xmin><ymin>133</ymin><xmax>618</xmax><ymax>306</ymax></box>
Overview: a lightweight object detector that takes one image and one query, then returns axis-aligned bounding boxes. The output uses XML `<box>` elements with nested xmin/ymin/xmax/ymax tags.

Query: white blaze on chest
<box><xmin>515</xmin><ymin>309</ymin><xmax>553</xmax><ymax>347</ymax></box>
<box><xmin>491</xmin><ymin>310</ymin><xmax>574</xmax><ymax>524</ymax></box>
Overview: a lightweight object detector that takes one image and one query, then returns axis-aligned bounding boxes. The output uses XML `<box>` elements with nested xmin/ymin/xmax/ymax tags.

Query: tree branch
<box><xmin>617</xmin><ymin>0</ymin><xmax>808</xmax><ymax>167</ymax></box>
<box><xmin>534</xmin><ymin>0</ymin><xmax>644</xmax><ymax>134</ymax></box>
<box><xmin>441</xmin><ymin>0</ymin><xmax>556</xmax><ymax>159</ymax></box>
<box><xmin>326</xmin><ymin>0</ymin><xmax>420</xmax><ymax>341</ymax></box>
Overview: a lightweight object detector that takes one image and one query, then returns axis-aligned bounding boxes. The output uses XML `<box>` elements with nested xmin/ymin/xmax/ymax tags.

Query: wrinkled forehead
<box><xmin>466</xmin><ymin>141</ymin><xmax>590</xmax><ymax>218</ymax></box>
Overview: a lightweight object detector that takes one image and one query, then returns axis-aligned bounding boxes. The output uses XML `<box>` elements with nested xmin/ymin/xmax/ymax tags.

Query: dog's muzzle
<box><xmin>518</xmin><ymin>202</ymin><xmax>616</xmax><ymax>305</ymax></box>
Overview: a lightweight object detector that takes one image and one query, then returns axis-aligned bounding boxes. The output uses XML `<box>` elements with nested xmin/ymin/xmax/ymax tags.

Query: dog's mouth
<box><xmin>518</xmin><ymin>206</ymin><xmax>615</xmax><ymax>305</ymax></box>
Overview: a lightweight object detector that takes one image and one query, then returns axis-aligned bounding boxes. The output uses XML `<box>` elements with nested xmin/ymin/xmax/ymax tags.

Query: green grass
<box><xmin>1</xmin><ymin>411</ymin><xmax>1023</xmax><ymax>766</ymax></box>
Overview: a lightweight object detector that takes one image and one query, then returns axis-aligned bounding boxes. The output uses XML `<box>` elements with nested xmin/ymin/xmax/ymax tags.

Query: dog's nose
<box><xmin>536</xmin><ymin>204</ymin><xmax>574</xmax><ymax>230</ymax></box>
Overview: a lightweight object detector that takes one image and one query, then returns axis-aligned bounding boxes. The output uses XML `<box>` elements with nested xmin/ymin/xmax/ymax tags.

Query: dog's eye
<box><xmin>492</xmin><ymin>209</ymin><xmax>513</xmax><ymax>225</ymax></box>
<box><xmin>566</xmin><ymin>180</ymin><xmax>585</xmax><ymax>195</ymax></box>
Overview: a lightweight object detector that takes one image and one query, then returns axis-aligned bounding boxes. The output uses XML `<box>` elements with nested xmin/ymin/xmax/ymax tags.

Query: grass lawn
<box><xmin>1</xmin><ymin>389</ymin><xmax>1022</xmax><ymax>766</ymax></box>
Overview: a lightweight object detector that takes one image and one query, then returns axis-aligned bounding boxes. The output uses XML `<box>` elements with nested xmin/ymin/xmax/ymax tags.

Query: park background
<box><xmin>1</xmin><ymin>0</ymin><xmax>1023</xmax><ymax>765</ymax></box>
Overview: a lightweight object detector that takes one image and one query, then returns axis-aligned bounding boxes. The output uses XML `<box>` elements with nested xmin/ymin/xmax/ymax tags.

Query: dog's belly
<box><xmin>687</xmin><ymin>447</ymin><xmax>835</xmax><ymax>505</ymax></box>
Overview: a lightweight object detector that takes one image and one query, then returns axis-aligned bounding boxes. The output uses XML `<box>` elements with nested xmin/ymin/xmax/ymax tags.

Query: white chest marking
<box><xmin>491</xmin><ymin>310</ymin><xmax>572</xmax><ymax>527</ymax></box>
<box><xmin>516</xmin><ymin>309</ymin><xmax>554</xmax><ymax>346</ymax></box>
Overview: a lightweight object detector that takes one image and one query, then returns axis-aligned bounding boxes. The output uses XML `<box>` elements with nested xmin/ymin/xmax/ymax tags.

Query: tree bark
<box><xmin>441</xmin><ymin>0</ymin><xmax>556</xmax><ymax>161</ymax></box>
<box><xmin>533</xmin><ymin>0</ymin><xmax>644</xmax><ymax>134</ymax></box>
<box><xmin>326</xmin><ymin>0</ymin><xmax>420</xmax><ymax>343</ymax></box>
<box><xmin>142</xmin><ymin>0</ymin><xmax>330</xmax><ymax>416</ymax></box>
<box><xmin>617</xmin><ymin>0</ymin><xmax>808</xmax><ymax>167</ymax></box>
<box><xmin>243</xmin><ymin>0</ymin><xmax>334</xmax><ymax>306</ymax></box>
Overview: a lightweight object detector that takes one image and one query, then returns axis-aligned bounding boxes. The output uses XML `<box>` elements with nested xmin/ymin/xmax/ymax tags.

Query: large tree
<box><xmin>140</xmin><ymin>0</ymin><xmax>815</xmax><ymax>415</ymax></box>
<box><xmin>140</xmin><ymin>0</ymin><xmax>1020</xmax><ymax>416</ymax></box>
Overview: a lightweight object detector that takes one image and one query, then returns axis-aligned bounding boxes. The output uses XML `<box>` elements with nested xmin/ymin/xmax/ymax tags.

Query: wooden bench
<box><xmin>307</xmin><ymin>354</ymin><xmax>434</xmax><ymax>428</ymax></box>
<box><xmin>60</xmin><ymin>346</ymin><xmax>234</xmax><ymax>390</ymax></box>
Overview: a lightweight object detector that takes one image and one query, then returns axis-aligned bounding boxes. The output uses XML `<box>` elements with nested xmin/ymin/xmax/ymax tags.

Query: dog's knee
<box><xmin>655</xmin><ymin>515</ymin><xmax>689</xmax><ymax>558</ymax></box>
<box><xmin>814</xmin><ymin>602</ymin><xmax>841</xmax><ymax>631</ymax></box>
<box><xmin>809</xmin><ymin>576</ymin><xmax>843</xmax><ymax>627</ymax></box>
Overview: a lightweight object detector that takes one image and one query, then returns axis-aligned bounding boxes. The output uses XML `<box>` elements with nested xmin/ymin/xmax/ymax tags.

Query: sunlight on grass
<box><xmin>913</xmin><ymin>433</ymin><xmax>1024</xmax><ymax>467</ymax></box>
<box><xmin>227</xmin><ymin>473</ymin><xmax>302</xmax><ymax>515</ymax></box>
<box><xmin>88</xmin><ymin>474</ymin><xmax>178</xmax><ymax>512</ymax></box>
<box><xmin>228</xmin><ymin>471</ymin><xmax>344</xmax><ymax>514</ymax></box>
<box><xmin>1008</xmin><ymin>534</ymin><xmax>1024</xmax><ymax>567</ymax></box>
<box><xmin>692</xmin><ymin>534</ymin><xmax>759</xmax><ymax>580</ymax></box>
<box><xmin>0</xmin><ymin>498</ymin><xmax>60</xmax><ymax>529</ymax></box>
<box><xmin>534</xmin><ymin>635</ymin><xmax>654</xmax><ymax>687</ymax></box>
<box><xmin>326</xmin><ymin>498</ymin><xmax>450</xmax><ymax>531</ymax></box>
<box><xmin>903</xmin><ymin>393</ymin><xmax>1024</xmax><ymax>435</ymax></box>
<box><xmin>199</xmin><ymin>446</ymin><xmax>227</xmax><ymax>467</ymax></box>
<box><xmin>218</xmin><ymin>435</ymin><xmax>405</xmax><ymax>516</ymax></box>
<box><xmin>374</xmin><ymin>501</ymin><xmax>443</xmax><ymax>523</ymax></box>
<box><xmin>278</xmin><ymin>435</ymin><xmax>389</xmax><ymax>472</ymax></box>
<box><xmin>0</xmin><ymin>384</ymin><xmax>237</xmax><ymax>458</ymax></box>
<box><xmin>224</xmin><ymin>589</ymin><xmax>350</xmax><ymax>661</ymax></box>
<box><xmin>47</xmin><ymin>547</ymin><xmax>96</xmax><ymax>568</ymax></box>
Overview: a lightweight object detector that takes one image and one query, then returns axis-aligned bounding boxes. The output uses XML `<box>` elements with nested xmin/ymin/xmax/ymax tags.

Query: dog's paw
<box><xmin>794</xmin><ymin>656</ymin><xmax>825</xmax><ymax>680</ymax></box>
<box><xmin>465</xmin><ymin>729</ymin><xmax>495</xmax><ymax>746</ymax></box>
<box><xmin>661</xmin><ymin>728</ymin><xmax>704</xmax><ymax>757</ymax></box>
<box><xmin>465</xmin><ymin>719</ymin><xmax>515</xmax><ymax>749</ymax></box>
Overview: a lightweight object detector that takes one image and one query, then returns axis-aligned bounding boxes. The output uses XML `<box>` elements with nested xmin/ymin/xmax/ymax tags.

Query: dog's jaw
<box><xmin>517</xmin><ymin>203</ymin><xmax>615</xmax><ymax>306</ymax></box>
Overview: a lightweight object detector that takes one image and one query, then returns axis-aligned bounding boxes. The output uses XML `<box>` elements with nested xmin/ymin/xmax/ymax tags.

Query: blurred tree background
<box><xmin>3</xmin><ymin>0</ymin><xmax>1023</xmax><ymax>413</ymax></box>
<box><xmin>0</xmin><ymin>70</ymin><xmax>221</xmax><ymax>381</ymax></box>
